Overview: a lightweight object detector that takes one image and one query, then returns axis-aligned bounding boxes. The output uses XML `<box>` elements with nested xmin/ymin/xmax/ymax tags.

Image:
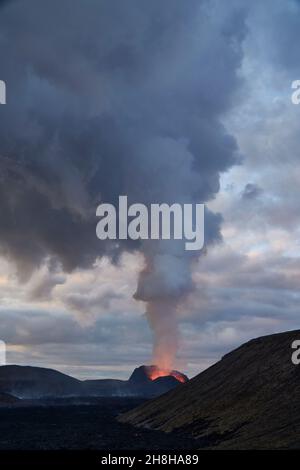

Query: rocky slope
<box><xmin>120</xmin><ymin>329</ymin><xmax>300</xmax><ymax>449</ymax></box>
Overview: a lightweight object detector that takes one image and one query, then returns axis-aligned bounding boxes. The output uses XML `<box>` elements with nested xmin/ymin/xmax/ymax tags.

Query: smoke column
<box><xmin>135</xmin><ymin>247</ymin><xmax>190</xmax><ymax>369</ymax></box>
<box><xmin>132</xmin><ymin>137</ymin><xmax>205</xmax><ymax>369</ymax></box>
<box><xmin>0</xmin><ymin>1</ymin><xmax>246</xmax><ymax>366</ymax></box>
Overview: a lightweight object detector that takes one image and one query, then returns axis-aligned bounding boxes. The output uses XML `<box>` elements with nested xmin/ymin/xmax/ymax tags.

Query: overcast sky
<box><xmin>0</xmin><ymin>0</ymin><xmax>300</xmax><ymax>380</ymax></box>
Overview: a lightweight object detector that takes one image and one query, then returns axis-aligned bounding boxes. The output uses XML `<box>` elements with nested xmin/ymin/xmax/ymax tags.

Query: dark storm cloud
<box><xmin>0</xmin><ymin>0</ymin><xmax>245</xmax><ymax>277</ymax></box>
<box><xmin>249</xmin><ymin>0</ymin><xmax>300</xmax><ymax>75</ymax></box>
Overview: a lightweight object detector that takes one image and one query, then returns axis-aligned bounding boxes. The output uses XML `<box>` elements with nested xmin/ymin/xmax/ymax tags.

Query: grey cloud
<box><xmin>241</xmin><ymin>183</ymin><xmax>263</xmax><ymax>200</ymax></box>
<box><xmin>1</xmin><ymin>0</ymin><xmax>299</xmax><ymax>377</ymax></box>
<box><xmin>0</xmin><ymin>308</ymin><xmax>149</xmax><ymax>347</ymax></box>
<box><xmin>0</xmin><ymin>0</ymin><xmax>244</xmax><ymax>276</ymax></box>
<box><xmin>247</xmin><ymin>0</ymin><xmax>300</xmax><ymax>75</ymax></box>
<box><xmin>0</xmin><ymin>307</ymin><xmax>153</xmax><ymax>378</ymax></box>
<box><xmin>64</xmin><ymin>289</ymin><xmax>123</xmax><ymax>314</ymax></box>
<box><xmin>27</xmin><ymin>263</ymin><xmax>66</xmax><ymax>300</ymax></box>
<box><xmin>0</xmin><ymin>0</ymin><xmax>249</xmax><ymax>367</ymax></box>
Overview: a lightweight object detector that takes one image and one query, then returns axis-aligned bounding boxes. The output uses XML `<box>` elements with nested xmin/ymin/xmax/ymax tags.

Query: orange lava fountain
<box><xmin>145</xmin><ymin>365</ymin><xmax>187</xmax><ymax>383</ymax></box>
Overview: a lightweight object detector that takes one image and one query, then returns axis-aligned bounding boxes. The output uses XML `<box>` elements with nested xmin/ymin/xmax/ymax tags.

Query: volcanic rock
<box><xmin>127</xmin><ymin>365</ymin><xmax>188</xmax><ymax>397</ymax></box>
<box><xmin>129</xmin><ymin>365</ymin><xmax>188</xmax><ymax>385</ymax></box>
<box><xmin>120</xmin><ymin>330</ymin><xmax>300</xmax><ymax>449</ymax></box>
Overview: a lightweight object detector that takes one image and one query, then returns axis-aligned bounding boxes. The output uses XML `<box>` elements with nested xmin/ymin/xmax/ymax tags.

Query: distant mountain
<box><xmin>0</xmin><ymin>365</ymin><xmax>82</xmax><ymax>398</ymax></box>
<box><xmin>120</xmin><ymin>330</ymin><xmax>300</xmax><ymax>449</ymax></box>
<box><xmin>0</xmin><ymin>364</ymin><xmax>187</xmax><ymax>399</ymax></box>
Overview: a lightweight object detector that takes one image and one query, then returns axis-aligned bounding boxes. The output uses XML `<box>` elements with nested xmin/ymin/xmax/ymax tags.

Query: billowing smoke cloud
<box><xmin>0</xmin><ymin>0</ymin><xmax>246</xmax><ymax>367</ymax></box>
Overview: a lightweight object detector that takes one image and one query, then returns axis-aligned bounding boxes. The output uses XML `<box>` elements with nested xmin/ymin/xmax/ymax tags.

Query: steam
<box><xmin>135</xmin><ymin>254</ymin><xmax>188</xmax><ymax>369</ymax></box>
<box><xmin>136</xmin><ymin>239</ymin><xmax>203</xmax><ymax>369</ymax></box>
<box><xmin>132</xmin><ymin>137</ymin><xmax>223</xmax><ymax>368</ymax></box>
<box><xmin>0</xmin><ymin>1</ymin><xmax>246</xmax><ymax>367</ymax></box>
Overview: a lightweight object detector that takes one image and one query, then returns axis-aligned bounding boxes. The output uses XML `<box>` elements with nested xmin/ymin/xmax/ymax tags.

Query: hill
<box><xmin>0</xmin><ymin>365</ymin><xmax>82</xmax><ymax>398</ymax></box>
<box><xmin>120</xmin><ymin>330</ymin><xmax>300</xmax><ymax>449</ymax></box>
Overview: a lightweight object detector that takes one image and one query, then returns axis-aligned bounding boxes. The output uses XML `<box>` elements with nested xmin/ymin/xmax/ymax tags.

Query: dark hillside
<box><xmin>120</xmin><ymin>330</ymin><xmax>300</xmax><ymax>449</ymax></box>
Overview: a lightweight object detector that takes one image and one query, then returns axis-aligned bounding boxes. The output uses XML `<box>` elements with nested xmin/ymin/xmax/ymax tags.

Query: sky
<box><xmin>0</xmin><ymin>0</ymin><xmax>300</xmax><ymax>380</ymax></box>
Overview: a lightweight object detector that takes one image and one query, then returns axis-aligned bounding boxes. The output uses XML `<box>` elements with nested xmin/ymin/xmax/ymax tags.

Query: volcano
<box><xmin>127</xmin><ymin>365</ymin><xmax>188</xmax><ymax>397</ymax></box>
<box><xmin>129</xmin><ymin>365</ymin><xmax>188</xmax><ymax>384</ymax></box>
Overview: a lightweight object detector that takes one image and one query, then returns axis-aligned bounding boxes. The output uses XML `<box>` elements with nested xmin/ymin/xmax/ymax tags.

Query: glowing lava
<box><xmin>145</xmin><ymin>365</ymin><xmax>188</xmax><ymax>383</ymax></box>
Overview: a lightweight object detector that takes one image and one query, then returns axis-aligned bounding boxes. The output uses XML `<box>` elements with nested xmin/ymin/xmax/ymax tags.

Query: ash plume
<box><xmin>0</xmin><ymin>0</ymin><xmax>246</xmax><ymax>366</ymax></box>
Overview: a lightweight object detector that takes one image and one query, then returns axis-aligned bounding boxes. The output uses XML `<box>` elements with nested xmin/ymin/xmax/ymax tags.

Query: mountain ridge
<box><xmin>0</xmin><ymin>363</ymin><xmax>186</xmax><ymax>399</ymax></box>
<box><xmin>120</xmin><ymin>329</ymin><xmax>300</xmax><ymax>449</ymax></box>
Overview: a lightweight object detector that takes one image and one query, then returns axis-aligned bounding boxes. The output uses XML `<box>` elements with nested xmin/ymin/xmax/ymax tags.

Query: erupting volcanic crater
<box><xmin>129</xmin><ymin>365</ymin><xmax>188</xmax><ymax>386</ymax></box>
<box><xmin>145</xmin><ymin>365</ymin><xmax>188</xmax><ymax>384</ymax></box>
